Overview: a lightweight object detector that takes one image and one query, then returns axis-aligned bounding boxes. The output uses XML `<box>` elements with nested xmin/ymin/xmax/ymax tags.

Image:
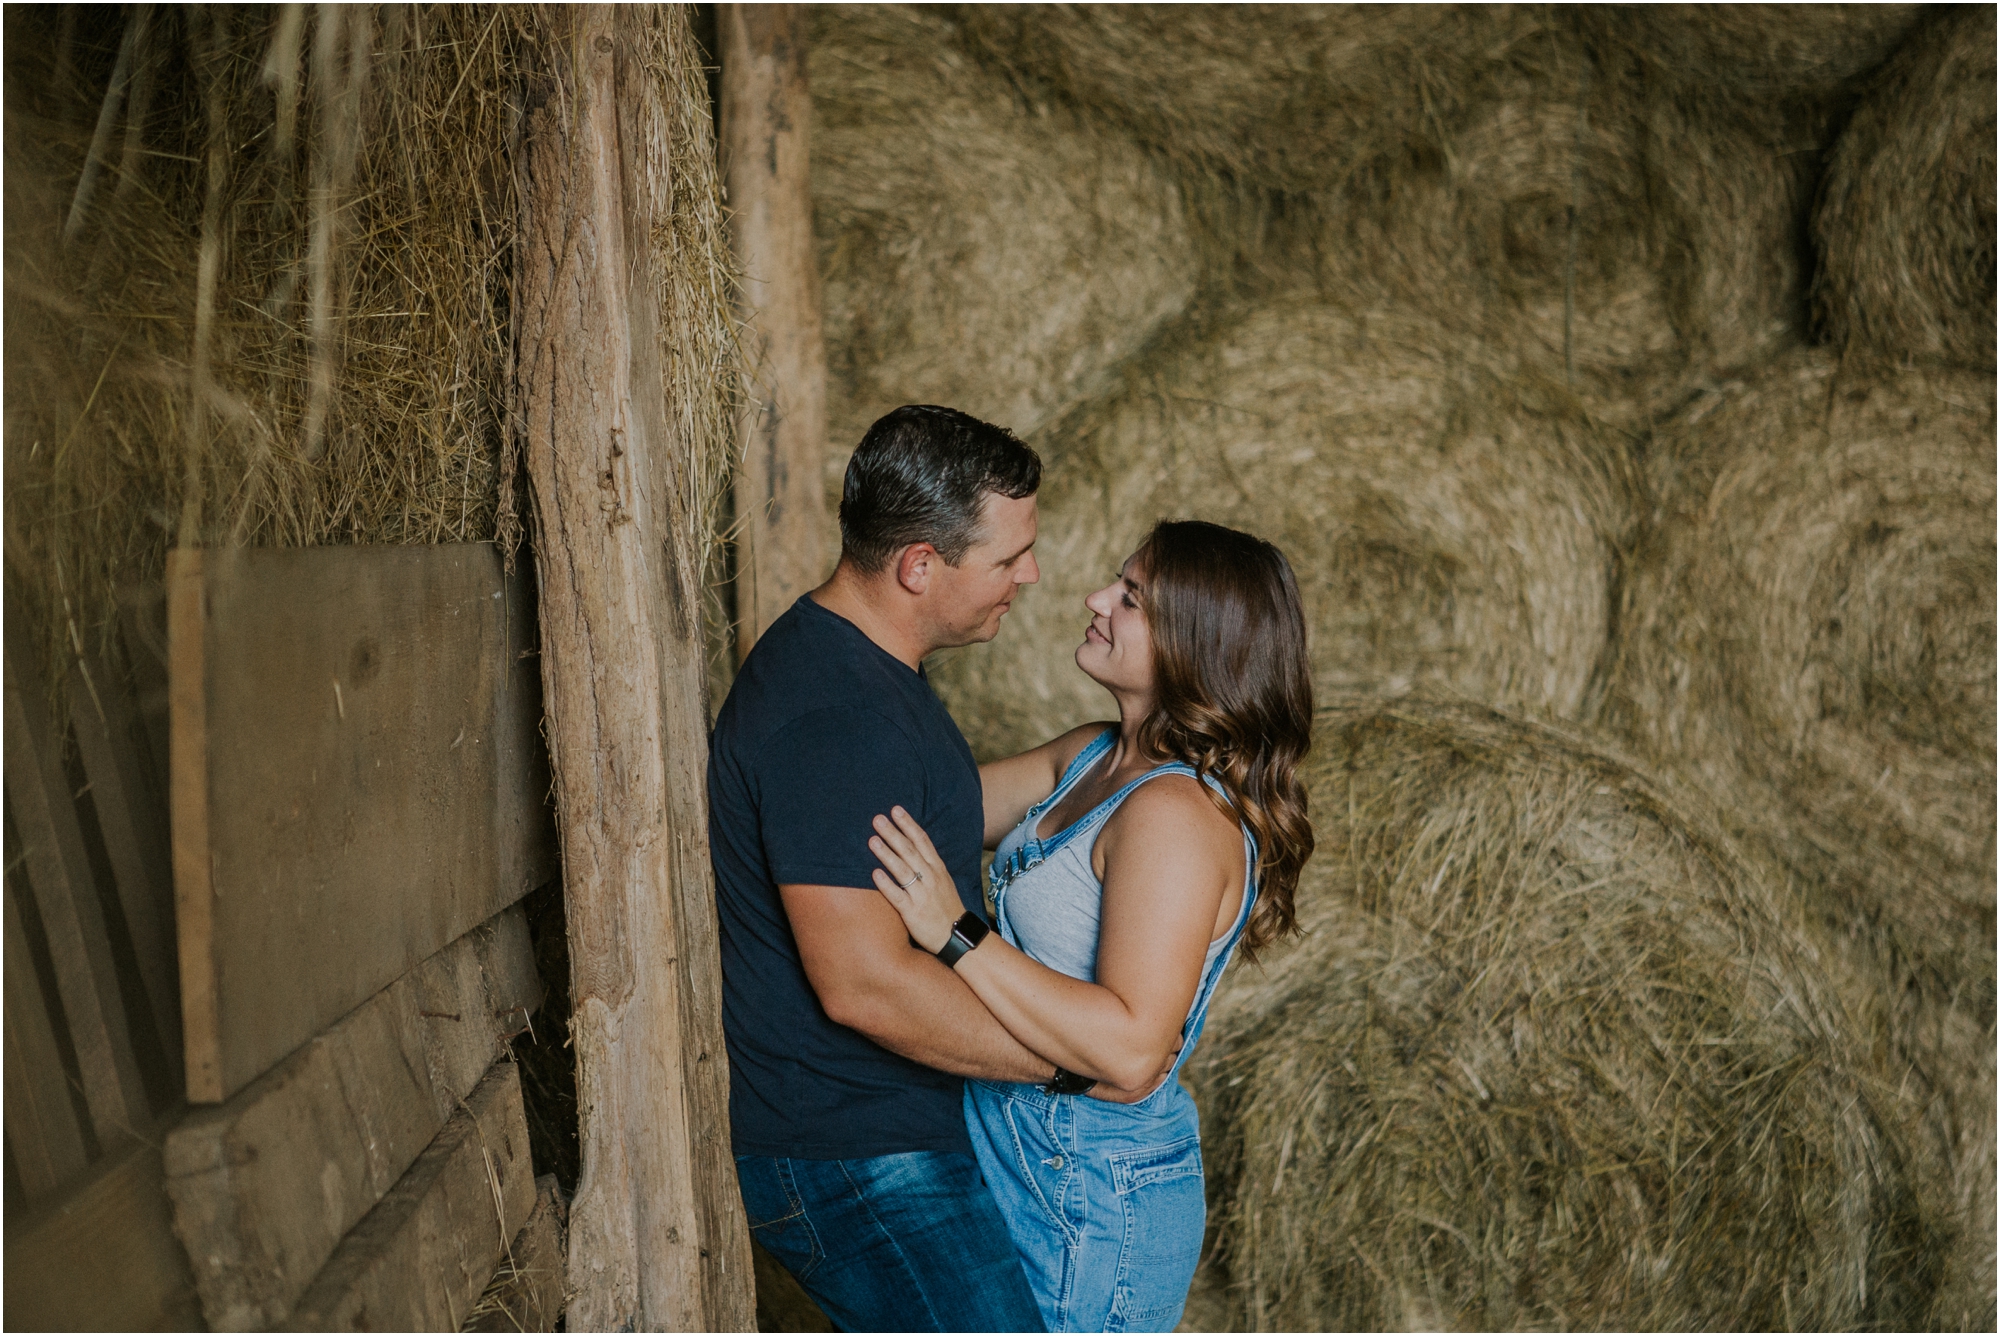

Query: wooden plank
<box><xmin>4</xmin><ymin>881</ymin><xmax>91</xmax><ymax>1198</ymax></box>
<box><xmin>2</xmin><ymin>1130</ymin><xmax>206</xmax><ymax>1332</ymax></box>
<box><xmin>281</xmin><ymin>1060</ymin><xmax>537</xmax><ymax>1332</ymax></box>
<box><xmin>518</xmin><ymin>8</ymin><xmax>753</xmax><ymax>1329</ymax></box>
<box><xmin>168</xmin><ymin>548</ymin><xmax>219</xmax><ymax>1104</ymax></box>
<box><xmin>164</xmin><ymin>903</ymin><xmax>539</xmax><ymax>1331</ymax></box>
<box><xmin>68</xmin><ymin>653</ymin><xmax>182</xmax><ymax>1091</ymax></box>
<box><xmin>721</xmin><ymin>1</ymin><xmax>833</xmax><ymax>655</ymax></box>
<box><xmin>467</xmin><ymin>1174</ymin><xmax>568</xmax><ymax>1333</ymax></box>
<box><xmin>3</xmin><ymin>623</ymin><xmax>152</xmax><ymax>1143</ymax></box>
<box><xmin>168</xmin><ymin>544</ymin><xmax>555</xmax><ymax>1103</ymax></box>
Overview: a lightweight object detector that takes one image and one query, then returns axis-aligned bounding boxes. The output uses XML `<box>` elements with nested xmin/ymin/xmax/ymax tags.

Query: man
<box><xmin>707</xmin><ymin>405</ymin><xmax>1058</xmax><ymax>1331</ymax></box>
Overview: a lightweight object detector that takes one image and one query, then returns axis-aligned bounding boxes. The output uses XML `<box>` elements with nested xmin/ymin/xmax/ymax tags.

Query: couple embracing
<box><xmin>708</xmin><ymin>405</ymin><xmax>1314</xmax><ymax>1332</ymax></box>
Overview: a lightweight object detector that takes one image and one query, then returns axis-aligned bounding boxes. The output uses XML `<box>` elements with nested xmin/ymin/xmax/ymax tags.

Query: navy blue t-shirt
<box><xmin>708</xmin><ymin>595</ymin><xmax>985</xmax><ymax>1159</ymax></box>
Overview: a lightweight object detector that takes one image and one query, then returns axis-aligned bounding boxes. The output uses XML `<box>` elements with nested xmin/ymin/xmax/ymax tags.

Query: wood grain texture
<box><xmin>2</xmin><ymin>1133</ymin><xmax>206</xmax><ymax>1332</ymax></box>
<box><xmin>164</xmin><ymin>903</ymin><xmax>540</xmax><ymax>1331</ymax></box>
<box><xmin>280</xmin><ymin>1059</ymin><xmax>537</xmax><ymax>1333</ymax></box>
<box><xmin>518</xmin><ymin>8</ymin><xmax>752</xmax><ymax>1328</ymax></box>
<box><xmin>167</xmin><ymin>548</ymin><xmax>219</xmax><ymax>1102</ymax></box>
<box><xmin>3</xmin><ymin>622</ymin><xmax>152</xmax><ymax>1143</ymax></box>
<box><xmin>721</xmin><ymin>2</ymin><xmax>833</xmax><ymax>654</ymax></box>
<box><xmin>4</xmin><ymin>882</ymin><xmax>91</xmax><ymax>1198</ymax></box>
<box><xmin>168</xmin><ymin>544</ymin><xmax>555</xmax><ymax>1102</ymax></box>
<box><xmin>467</xmin><ymin>1174</ymin><xmax>568</xmax><ymax>1332</ymax></box>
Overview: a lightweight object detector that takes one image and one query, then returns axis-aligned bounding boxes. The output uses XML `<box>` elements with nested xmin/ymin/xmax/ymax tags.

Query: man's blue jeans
<box><xmin>736</xmin><ymin>1150</ymin><xmax>1045</xmax><ymax>1333</ymax></box>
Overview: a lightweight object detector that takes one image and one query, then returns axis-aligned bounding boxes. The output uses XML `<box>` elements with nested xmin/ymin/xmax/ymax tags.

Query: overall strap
<box><xmin>1045</xmin><ymin>728</ymin><xmax>1117</xmax><ymax>810</ymax></box>
<box><xmin>1169</xmin><ymin>867</ymin><xmax>1256</xmax><ymax>1077</ymax></box>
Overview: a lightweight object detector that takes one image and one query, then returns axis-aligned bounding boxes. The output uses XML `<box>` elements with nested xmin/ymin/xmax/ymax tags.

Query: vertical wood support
<box><xmin>721</xmin><ymin>3</ymin><xmax>832</xmax><ymax>656</ymax></box>
<box><xmin>517</xmin><ymin>7</ymin><xmax>753</xmax><ymax>1329</ymax></box>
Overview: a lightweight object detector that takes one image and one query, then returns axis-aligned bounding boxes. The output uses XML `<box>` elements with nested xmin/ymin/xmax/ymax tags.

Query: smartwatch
<box><xmin>1044</xmin><ymin>1065</ymin><xmax>1096</xmax><ymax>1096</ymax></box>
<box><xmin>935</xmin><ymin>911</ymin><xmax>991</xmax><ymax>969</ymax></box>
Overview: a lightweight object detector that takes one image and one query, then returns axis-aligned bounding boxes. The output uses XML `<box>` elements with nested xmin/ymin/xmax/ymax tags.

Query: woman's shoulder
<box><xmin>1104</xmin><ymin>768</ymin><xmax>1238</xmax><ymax>850</ymax></box>
<box><xmin>1024</xmin><ymin>720</ymin><xmax>1120</xmax><ymax>784</ymax></box>
<box><xmin>1047</xmin><ymin>721</ymin><xmax>1118</xmax><ymax>775</ymax></box>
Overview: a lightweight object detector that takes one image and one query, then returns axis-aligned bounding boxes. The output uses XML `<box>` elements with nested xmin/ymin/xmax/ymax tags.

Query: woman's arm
<box><xmin>871</xmin><ymin>777</ymin><xmax>1240</xmax><ymax>1093</ymax></box>
<box><xmin>976</xmin><ymin>722</ymin><xmax>1115</xmax><ymax>848</ymax></box>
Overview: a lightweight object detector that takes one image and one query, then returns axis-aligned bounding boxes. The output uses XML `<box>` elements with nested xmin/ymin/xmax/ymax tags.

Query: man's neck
<box><xmin>810</xmin><ymin>564</ymin><xmax>932</xmax><ymax>670</ymax></box>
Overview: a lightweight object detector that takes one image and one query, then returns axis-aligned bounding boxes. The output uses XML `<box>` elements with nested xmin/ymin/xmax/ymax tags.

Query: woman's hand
<box><xmin>870</xmin><ymin>806</ymin><xmax>963</xmax><ymax>954</ymax></box>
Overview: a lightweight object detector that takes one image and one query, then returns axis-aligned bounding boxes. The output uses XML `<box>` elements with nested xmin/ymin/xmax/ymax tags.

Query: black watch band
<box><xmin>935</xmin><ymin>912</ymin><xmax>991</xmax><ymax>969</ymax></box>
<box><xmin>1044</xmin><ymin>1065</ymin><xmax>1096</xmax><ymax>1096</ymax></box>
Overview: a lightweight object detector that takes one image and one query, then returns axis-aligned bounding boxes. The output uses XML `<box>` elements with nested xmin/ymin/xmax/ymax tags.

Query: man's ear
<box><xmin>895</xmin><ymin>543</ymin><xmax>935</xmax><ymax>595</ymax></box>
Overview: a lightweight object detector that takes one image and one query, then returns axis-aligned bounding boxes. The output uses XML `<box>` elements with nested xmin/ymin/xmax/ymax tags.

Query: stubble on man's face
<box><xmin>930</xmin><ymin>492</ymin><xmax>1040</xmax><ymax>651</ymax></box>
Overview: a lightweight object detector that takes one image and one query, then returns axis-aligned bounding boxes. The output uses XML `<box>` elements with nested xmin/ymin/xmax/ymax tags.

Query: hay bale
<box><xmin>1573</xmin><ymin>3</ymin><xmax>1928</xmax><ymax>102</ymax></box>
<box><xmin>1602</xmin><ymin>347</ymin><xmax>1994</xmax><ymax>1010</ymax></box>
<box><xmin>1600</xmin><ymin>347</ymin><xmax>1996</xmax><ymax>1326</ymax></box>
<box><xmin>1812</xmin><ymin>5</ymin><xmax>1997</xmax><ymax>370</ymax></box>
<box><xmin>948</xmin><ymin>6</ymin><xmax>1803</xmax><ymax>429</ymax></box>
<box><xmin>929</xmin><ymin>296</ymin><xmax>1633</xmax><ymax>761</ymax></box>
<box><xmin>950</xmin><ymin>3</ymin><xmax>1541</xmax><ymax>194</ymax></box>
<box><xmin>1318</xmin><ymin>58</ymin><xmax>1805</xmax><ymax>429</ymax></box>
<box><xmin>1185</xmin><ymin>700</ymin><xmax>1938</xmax><ymax>1331</ymax></box>
<box><xmin>809</xmin><ymin>4</ymin><xmax>1198</xmax><ymax>458</ymax></box>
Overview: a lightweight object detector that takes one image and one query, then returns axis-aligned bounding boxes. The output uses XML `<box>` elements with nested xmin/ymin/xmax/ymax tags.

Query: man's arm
<box><xmin>780</xmin><ymin>882</ymin><xmax>1051</xmax><ymax>1082</ymax></box>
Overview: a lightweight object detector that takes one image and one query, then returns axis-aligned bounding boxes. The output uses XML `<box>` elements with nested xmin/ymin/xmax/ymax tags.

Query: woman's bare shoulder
<box><xmin>1046</xmin><ymin>721</ymin><xmax>1118</xmax><ymax>774</ymax></box>
<box><xmin>1104</xmin><ymin>771</ymin><xmax>1238</xmax><ymax>852</ymax></box>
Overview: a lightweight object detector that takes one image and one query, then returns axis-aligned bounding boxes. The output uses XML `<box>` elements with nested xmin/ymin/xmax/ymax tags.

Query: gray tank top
<box><xmin>988</xmin><ymin>731</ymin><xmax>1256</xmax><ymax>1012</ymax></box>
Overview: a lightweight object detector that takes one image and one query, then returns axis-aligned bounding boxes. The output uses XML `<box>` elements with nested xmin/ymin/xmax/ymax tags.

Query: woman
<box><xmin>868</xmin><ymin>519</ymin><xmax>1315</xmax><ymax>1333</ymax></box>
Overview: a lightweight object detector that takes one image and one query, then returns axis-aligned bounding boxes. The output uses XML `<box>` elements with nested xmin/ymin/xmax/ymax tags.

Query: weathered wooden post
<box><xmin>721</xmin><ymin>3</ymin><xmax>833</xmax><ymax>656</ymax></box>
<box><xmin>516</xmin><ymin>6</ymin><xmax>753</xmax><ymax>1329</ymax></box>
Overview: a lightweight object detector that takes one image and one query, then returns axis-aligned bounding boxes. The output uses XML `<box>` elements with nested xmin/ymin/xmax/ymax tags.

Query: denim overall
<box><xmin>969</xmin><ymin>731</ymin><xmax>1257</xmax><ymax>1333</ymax></box>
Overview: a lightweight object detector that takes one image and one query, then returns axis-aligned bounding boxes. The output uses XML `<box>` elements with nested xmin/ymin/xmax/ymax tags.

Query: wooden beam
<box><xmin>3</xmin><ymin>623</ymin><xmax>152</xmax><ymax>1144</ymax></box>
<box><xmin>164</xmin><ymin>904</ymin><xmax>541</xmax><ymax>1330</ymax></box>
<box><xmin>281</xmin><ymin>1059</ymin><xmax>537</xmax><ymax>1332</ymax></box>
<box><xmin>167</xmin><ymin>544</ymin><xmax>555</xmax><ymax>1103</ymax></box>
<box><xmin>4</xmin><ymin>881</ymin><xmax>91</xmax><ymax>1200</ymax></box>
<box><xmin>517</xmin><ymin>8</ymin><xmax>753</xmax><ymax>1329</ymax></box>
<box><xmin>2</xmin><ymin>1131</ymin><xmax>205</xmax><ymax>1333</ymax></box>
<box><xmin>721</xmin><ymin>2</ymin><xmax>833</xmax><ymax>655</ymax></box>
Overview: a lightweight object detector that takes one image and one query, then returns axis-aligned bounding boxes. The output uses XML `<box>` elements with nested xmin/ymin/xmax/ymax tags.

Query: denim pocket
<box><xmin>1105</xmin><ymin>1137</ymin><xmax>1205</xmax><ymax>1332</ymax></box>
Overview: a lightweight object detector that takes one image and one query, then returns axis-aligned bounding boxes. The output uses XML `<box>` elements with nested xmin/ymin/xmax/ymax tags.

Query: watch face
<box><xmin>953</xmin><ymin>912</ymin><xmax>992</xmax><ymax>948</ymax></box>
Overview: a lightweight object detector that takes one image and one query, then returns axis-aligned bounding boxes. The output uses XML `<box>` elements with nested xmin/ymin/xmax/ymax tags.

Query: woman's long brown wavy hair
<box><xmin>1133</xmin><ymin>520</ymin><xmax>1313</xmax><ymax>955</ymax></box>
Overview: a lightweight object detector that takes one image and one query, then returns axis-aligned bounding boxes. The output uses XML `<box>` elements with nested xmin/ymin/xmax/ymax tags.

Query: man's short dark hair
<box><xmin>839</xmin><ymin>405</ymin><xmax>1042</xmax><ymax>572</ymax></box>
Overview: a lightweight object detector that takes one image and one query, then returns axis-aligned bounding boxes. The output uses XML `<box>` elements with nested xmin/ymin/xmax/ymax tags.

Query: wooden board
<box><xmin>4</xmin><ymin>881</ymin><xmax>91</xmax><ymax>1198</ymax></box>
<box><xmin>3</xmin><ymin>623</ymin><xmax>152</xmax><ymax>1142</ymax></box>
<box><xmin>467</xmin><ymin>1174</ymin><xmax>568</xmax><ymax>1332</ymax></box>
<box><xmin>167</xmin><ymin>543</ymin><xmax>555</xmax><ymax>1102</ymax></box>
<box><xmin>721</xmin><ymin>2</ymin><xmax>833</xmax><ymax>655</ymax></box>
<box><xmin>68</xmin><ymin>652</ymin><xmax>182</xmax><ymax>1090</ymax></box>
<box><xmin>2</xmin><ymin>1131</ymin><xmax>206</xmax><ymax>1332</ymax></box>
<box><xmin>281</xmin><ymin>1059</ymin><xmax>537</xmax><ymax>1332</ymax></box>
<box><xmin>164</xmin><ymin>903</ymin><xmax>541</xmax><ymax>1330</ymax></box>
